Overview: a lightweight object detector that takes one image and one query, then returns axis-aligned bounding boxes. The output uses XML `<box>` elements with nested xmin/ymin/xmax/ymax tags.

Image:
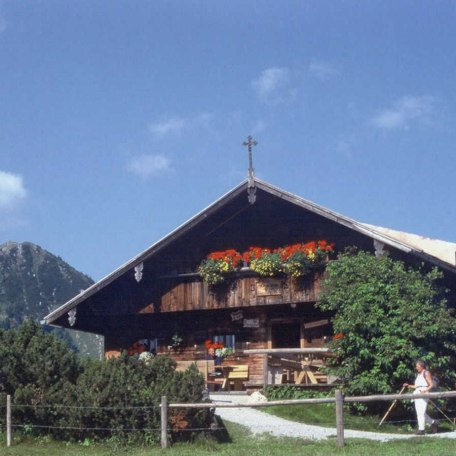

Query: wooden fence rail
<box><xmin>168</xmin><ymin>390</ymin><xmax>456</xmax><ymax>408</ymax></box>
<box><xmin>167</xmin><ymin>390</ymin><xmax>456</xmax><ymax>448</ymax></box>
<box><xmin>6</xmin><ymin>390</ymin><xmax>456</xmax><ymax>449</ymax></box>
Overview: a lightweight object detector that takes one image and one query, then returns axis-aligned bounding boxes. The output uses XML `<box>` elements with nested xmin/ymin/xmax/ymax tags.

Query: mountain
<box><xmin>0</xmin><ymin>241</ymin><xmax>101</xmax><ymax>357</ymax></box>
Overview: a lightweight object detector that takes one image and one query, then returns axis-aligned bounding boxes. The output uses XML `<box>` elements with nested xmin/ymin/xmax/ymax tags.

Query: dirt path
<box><xmin>210</xmin><ymin>393</ymin><xmax>456</xmax><ymax>442</ymax></box>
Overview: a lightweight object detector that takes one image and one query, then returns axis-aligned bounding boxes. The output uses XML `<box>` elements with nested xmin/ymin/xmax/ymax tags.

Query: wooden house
<box><xmin>43</xmin><ymin>178</ymin><xmax>456</xmax><ymax>389</ymax></box>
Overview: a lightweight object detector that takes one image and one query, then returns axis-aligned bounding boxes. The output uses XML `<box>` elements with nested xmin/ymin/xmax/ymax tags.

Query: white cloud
<box><xmin>148</xmin><ymin>116</ymin><xmax>185</xmax><ymax>137</ymax></box>
<box><xmin>252</xmin><ymin>67</ymin><xmax>295</xmax><ymax>104</ymax></box>
<box><xmin>309</xmin><ymin>61</ymin><xmax>340</xmax><ymax>80</ymax></box>
<box><xmin>127</xmin><ymin>154</ymin><xmax>171</xmax><ymax>179</ymax></box>
<box><xmin>148</xmin><ymin>112</ymin><xmax>215</xmax><ymax>138</ymax></box>
<box><xmin>253</xmin><ymin>67</ymin><xmax>288</xmax><ymax>97</ymax></box>
<box><xmin>0</xmin><ymin>170</ymin><xmax>27</xmax><ymax>209</ymax></box>
<box><xmin>370</xmin><ymin>96</ymin><xmax>436</xmax><ymax>130</ymax></box>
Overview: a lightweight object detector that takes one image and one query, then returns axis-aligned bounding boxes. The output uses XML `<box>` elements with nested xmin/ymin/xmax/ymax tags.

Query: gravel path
<box><xmin>210</xmin><ymin>394</ymin><xmax>456</xmax><ymax>442</ymax></box>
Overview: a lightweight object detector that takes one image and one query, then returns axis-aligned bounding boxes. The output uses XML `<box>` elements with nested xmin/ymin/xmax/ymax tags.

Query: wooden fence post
<box><xmin>6</xmin><ymin>394</ymin><xmax>11</xmax><ymax>447</ymax></box>
<box><xmin>335</xmin><ymin>389</ymin><xmax>344</xmax><ymax>448</ymax></box>
<box><xmin>263</xmin><ymin>354</ymin><xmax>268</xmax><ymax>388</ymax></box>
<box><xmin>161</xmin><ymin>396</ymin><xmax>168</xmax><ymax>449</ymax></box>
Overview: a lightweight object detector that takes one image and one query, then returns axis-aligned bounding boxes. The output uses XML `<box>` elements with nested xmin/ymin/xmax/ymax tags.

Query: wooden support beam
<box><xmin>303</xmin><ymin>319</ymin><xmax>329</xmax><ymax>329</ymax></box>
<box><xmin>245</xmin><ymin>348</ymin><xmax>329</xmax><ymax>355</ymax></box>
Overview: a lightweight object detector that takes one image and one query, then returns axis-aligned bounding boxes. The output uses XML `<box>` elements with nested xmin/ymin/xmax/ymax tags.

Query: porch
<box><xmin>176</xmin><ymin>347</ymin><xmax>335</xmax><ymax>392</ymax></box>
<box><xmin>243</xmin><ymin>347</ymin><xmax>335</xmax><ymax>388</ymax></box>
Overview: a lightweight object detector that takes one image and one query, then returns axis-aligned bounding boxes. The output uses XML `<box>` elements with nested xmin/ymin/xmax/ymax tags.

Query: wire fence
<box><xmin>3</xmin><ymin>390</ymin><xmax>456</xmax><ymax>449</ymax></box>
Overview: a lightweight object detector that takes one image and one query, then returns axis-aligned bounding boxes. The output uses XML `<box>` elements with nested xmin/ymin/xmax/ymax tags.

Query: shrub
<box><xmin>0</xmin><ymin>323</ymin><xmax>211</xmax><ymax>444</ymax></box>
<box><xmin>0</xmin><ymin>321</ymin><xmax>81</xmax><ymax>433</ymax></box>
<box><xmin>263</xmin><ymin>385</ymin><xmax>334</xmax><ymax>401</ymax></box>
<box><xmin>69</xmin><ymin>354</ymin><xmax>210</xmax><ymax>444</ymax></box>
<box><xmin>317</xmin><ymin>250</ymin><xmax>456</xmax><ymax>411</ymax></box>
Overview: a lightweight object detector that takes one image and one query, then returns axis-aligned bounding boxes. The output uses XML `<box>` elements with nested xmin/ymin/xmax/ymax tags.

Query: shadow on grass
<box><xmin>210</xmin><ymin>414</ymin><xmax>232</xmax><ymax>443</ymax></box>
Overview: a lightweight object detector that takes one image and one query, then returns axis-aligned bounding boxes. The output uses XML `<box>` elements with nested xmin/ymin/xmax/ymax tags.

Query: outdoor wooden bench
<box><xmin>175</xmin><ymin>359</ymin><xmax>224</xmax><ymax>389</ymax></box>
<box><xmin>221</xmin><ymin>364</ymin><xmax>249</xmax><ymax>391</ymax></box>
<box><xmin>267</xmin><ymin>354</ymin><xmax>327</xmax><ymax>385</ymax></box>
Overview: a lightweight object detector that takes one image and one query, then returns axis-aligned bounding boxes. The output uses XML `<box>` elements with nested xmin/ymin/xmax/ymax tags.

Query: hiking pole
<box><xmin>379</xmin><ymin>386</ymin><xmax>407</xmax><ymax>426</ymax></box>
<box><xmin>428</xmin><ymin>400</ymin><xmax>456</xmax><ymax>429</ymax></box>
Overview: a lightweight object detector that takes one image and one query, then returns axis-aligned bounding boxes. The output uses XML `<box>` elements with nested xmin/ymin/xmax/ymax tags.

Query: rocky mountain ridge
<box><xmin>0</xmin><ymin>241</ymin><xmax>101</xmax><ymax>356</ymax></box>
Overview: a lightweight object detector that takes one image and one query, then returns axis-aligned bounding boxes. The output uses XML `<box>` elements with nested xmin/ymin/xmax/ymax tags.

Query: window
<box><xmin>149</xmin><ymin>338</ymin><xmax>159</xmax><ymax>353</ymax></box>
<box><xmin>213</xmin><ymin>334</ymin><xmax>235</xmax><ymax>348</ymax></box>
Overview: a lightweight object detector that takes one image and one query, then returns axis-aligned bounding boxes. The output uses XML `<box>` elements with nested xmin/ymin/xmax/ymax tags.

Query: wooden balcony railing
<box><xmin>159</xmin><ymin>271</ymin><xmax>325</xmax><ymax>312</ymax></box>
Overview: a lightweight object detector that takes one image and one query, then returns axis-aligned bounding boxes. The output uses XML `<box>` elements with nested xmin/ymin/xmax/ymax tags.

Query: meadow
<box><xmin>2</xmin><ymin>420</ymin><xmax>456</xmax><ymax>456</ymax></box>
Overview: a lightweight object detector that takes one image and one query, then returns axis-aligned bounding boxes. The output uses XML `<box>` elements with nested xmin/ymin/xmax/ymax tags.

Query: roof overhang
<box><xmin>43</xmin><ymin>178</ymin><xmax>456</xmax><ymax>326</ymax></box>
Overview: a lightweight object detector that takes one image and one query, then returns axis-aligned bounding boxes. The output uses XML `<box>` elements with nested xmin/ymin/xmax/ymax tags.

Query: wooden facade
<box><xmin>43</xmin><ymin>178</ymin><xmax>456</xmax><ymax>389</ymax></box>
<box><xmin>101</xmin><ymin>270</ymin><xmax>332</xmax><ymax>386</ymax></box>
<box><xmin>157</xmin><ymin>270</ymin><xmax>324</xmax><ymax>313</ymax></box>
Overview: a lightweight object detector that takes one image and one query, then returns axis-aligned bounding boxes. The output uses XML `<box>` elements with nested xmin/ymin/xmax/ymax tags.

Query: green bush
<box><xmin>0</xmin><ymin>321</ymin><xmax>81</xmax><ymax>432</ymax></box>
<box><xmin>317</xmin><ymin>250</ymin><xmax>456</xmax><ymax>411</ymax></box>
<box><xmin>263</xmin><ymin>385</ymin><xmax>334</xmax><ymax>401</ymax></box>
<box><xmin>69</xmin><ymin>355</ymin><xmax>211</xmax><ymax>444</ymax></box>
<box><xmin>0</xmin><ymin>322</ymin><xmax>211</xmax><ymax>444</ymax></box>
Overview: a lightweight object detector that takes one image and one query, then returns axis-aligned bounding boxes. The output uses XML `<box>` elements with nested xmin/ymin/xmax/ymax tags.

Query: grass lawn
<box><xmin>2</xmin><ymin>421</ymin><xmax>456</xmax><ymax>456</ymax></box>
<box><xmin>264</xmin><ymin>402</ymin><xmax>456</xmax><ymax>434</ymax></box>
<box><xmin>265</xmin><ymin>403</ymin><xmax>411</xmax><ymax>433</ymax></box>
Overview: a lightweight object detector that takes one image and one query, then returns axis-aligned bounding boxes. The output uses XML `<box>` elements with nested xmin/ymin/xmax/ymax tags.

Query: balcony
<box><xmin>158</xmin><ymin>270</ymin><xmax>326</xmax><ymax>313</ymax></box>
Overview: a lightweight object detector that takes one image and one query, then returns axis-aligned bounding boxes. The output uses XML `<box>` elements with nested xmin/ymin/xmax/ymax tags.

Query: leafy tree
<box><xmin>317</xmin><ymin>250</ymin><xmax>456</xmax><ymax>400</ymax></box>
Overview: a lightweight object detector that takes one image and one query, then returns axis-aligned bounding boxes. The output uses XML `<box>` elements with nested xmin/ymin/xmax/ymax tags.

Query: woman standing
<box><xmin>403</xmin><ymin>360</ymin><xmax>438</xmax><ymax>435</ymax></box>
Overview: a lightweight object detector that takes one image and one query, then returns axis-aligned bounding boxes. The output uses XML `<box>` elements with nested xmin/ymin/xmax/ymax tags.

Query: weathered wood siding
<box><xmin>158</xmin><ymin>271</ymin><xmax>325</xmax><ymax>313</ymax></box>
<box><xmin>105</xmin><ymin>304</ymin><xmax>331</xmax><ymax>386</ymax></box>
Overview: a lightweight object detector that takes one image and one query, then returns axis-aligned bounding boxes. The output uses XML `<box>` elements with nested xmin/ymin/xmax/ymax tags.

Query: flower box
<box><xmin>198</xmin><ymin>241</ymin><xmax>334</xmax><ymax>285</ymax></box>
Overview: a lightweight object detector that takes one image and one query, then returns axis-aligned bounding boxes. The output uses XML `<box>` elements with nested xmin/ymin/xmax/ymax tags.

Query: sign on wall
<box><xmin>243</xmin><ymin>318</ymin><xmax>260</xmax><ymax>328</ymax></box>
<box><xmin>231</xmin><ymin>310</ymin><xmax>244</xmax><ymax>321</ymax></box>
<box><xmin>255</xmin><ymin>278</ymin><xmax>283</xmax><ymax>297</ymax></box>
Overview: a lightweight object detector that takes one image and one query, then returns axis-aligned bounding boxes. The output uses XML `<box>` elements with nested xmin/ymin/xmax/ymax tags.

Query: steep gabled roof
<box><xmin>43</xmin><ymin>178</ymin><xmax>456</xmax><ymax>326</ymax></box>
<box><xmin>362</xmin><ymin>224</ymin><xmax>456</xmax><ymax>267</ymax></box>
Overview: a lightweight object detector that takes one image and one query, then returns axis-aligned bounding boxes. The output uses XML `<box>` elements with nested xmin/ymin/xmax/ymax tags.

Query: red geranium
<box><xmin>204</xmin><ymin>339</ymin><xmax>224</xmax><ymax>350</ymax></box>
<box><xmin>207</xmin><ymin>249</ymin><xmax>242</xmax><ymax>268</ymax></box>
<box><xmin>246</xmin><ymin>246</ymin><xmax>271</xmax><ymax>260</ymax></box>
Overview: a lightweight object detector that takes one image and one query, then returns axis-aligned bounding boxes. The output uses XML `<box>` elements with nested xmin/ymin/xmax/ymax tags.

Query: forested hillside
<box><xmin>0</xmin><ymin>241</ymin><xmax>101</xmax><ymax>357</ymax></box>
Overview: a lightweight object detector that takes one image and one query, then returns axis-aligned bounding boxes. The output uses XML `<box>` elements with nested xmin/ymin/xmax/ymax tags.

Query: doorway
<box><xmin>271</xmin><ymin>322</ymin><xmax>301</xmax><ymax>348</ymax></box>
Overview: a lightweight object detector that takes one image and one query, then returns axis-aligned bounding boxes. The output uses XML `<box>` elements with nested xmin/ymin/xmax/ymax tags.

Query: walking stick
<box><xmin>379</xmin><ymin>386</ymin><xmax>407</xmax><ymax>426</ymax></box>
<box><xmin>428</xmin><ymin>399</ymin><xmax>456</xmax><ymax>429</ymax></box>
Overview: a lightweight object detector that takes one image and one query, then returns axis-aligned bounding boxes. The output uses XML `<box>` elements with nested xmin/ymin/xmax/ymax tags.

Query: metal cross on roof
<box><xmin>242</xmin><ymin>135</ymin><xmax>258</xmax><ymax>204</ymax></box>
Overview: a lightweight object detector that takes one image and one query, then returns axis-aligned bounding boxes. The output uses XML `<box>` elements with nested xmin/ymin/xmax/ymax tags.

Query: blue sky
<box><xmin>1</xmin><ymin>1</ymin><xmax>456</xmax><ymax>281</ymax></box>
